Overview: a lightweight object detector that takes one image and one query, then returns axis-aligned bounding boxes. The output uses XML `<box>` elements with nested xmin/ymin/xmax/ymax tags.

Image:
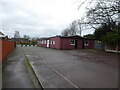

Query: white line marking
<box><xmin>41</xmin><ymin>60</ymin><xmax>78</xmax><ymax>88</ymax></box>
<box><xmin>27</xmin><ymin>53</ymin><xmax>79</xmax><ymax>88</ymax></box>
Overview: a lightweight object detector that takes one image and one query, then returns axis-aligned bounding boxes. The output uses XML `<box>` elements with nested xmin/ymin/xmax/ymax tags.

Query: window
<box><xmin>51</xmin><ymin>41</ymin><xmax>53</xmax><ymax>44</ymax></box>
<box><xmin>40</xmin><ymin>41</ymin><xmax>42</xmax><ymax>44</ymax></box>
<box><xmin>53</xmin><ymin>41</ymin><xmax>55</xmax><ymax>44</ymax></box>
<box><xmin>44</xmin><ymin>40</ymin><xmax>46</xmax><ymax>44</ymax></box>
<box><xmin>98</xmin><ymin>41</ymin><xmax>101</xmax><ymax>43</ymax></box>
<box><xmin>84</xmin><ymin>40</ymin><xmax>89</xmax><ymax>46</ymax></box>
<box><xmin>42</xmin><ymin>40</ymin><xmax>44</xmax><ymax>44</ymax></box>
<box><xmin>70</xmin><ymin>40</ymin><xmax>75</xmax><ymax>45</ymax></box>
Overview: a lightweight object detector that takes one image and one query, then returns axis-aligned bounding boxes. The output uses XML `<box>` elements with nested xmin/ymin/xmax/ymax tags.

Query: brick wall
<box><xmin>84</xmin><ymin>40</ymin><xmax>94</xmax><ymax>49</ymax></box>
<box><xmin>0</xmin><ymin>39</ymin><xmax>15</xmax><ymax>62</ymax></box>
<box><xmin>50</xmin><ymin>37</ymin><xmax>61</xmax><ymax>49</ymax></box>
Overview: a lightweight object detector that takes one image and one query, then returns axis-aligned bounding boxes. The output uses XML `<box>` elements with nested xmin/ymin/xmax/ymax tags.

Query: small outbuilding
<box><xmin>37</xmin><ymin>35</ymin><xmax>95</xmax><ymax>50</ymax></box>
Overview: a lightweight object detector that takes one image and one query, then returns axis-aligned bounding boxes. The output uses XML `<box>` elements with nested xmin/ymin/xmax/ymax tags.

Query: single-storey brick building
<box><xmin>37</xmin><ymin>35</ymin><xmax>95</xmax><ymax>50</ymax></box>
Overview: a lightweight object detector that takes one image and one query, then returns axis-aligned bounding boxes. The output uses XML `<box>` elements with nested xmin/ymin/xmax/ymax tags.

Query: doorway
<box><xmin>75</xmin><ymin>40</ymin><xmax>78</xmax><ymax>49</ymax></box>
<box><xmin>82</xmin><ymin>40</ymin><xmax>84</xmax><ymax>49</ymax></box>
<box><xmin>47</xmin><ymin>40</ymin><xmax>50</xmax><ymax>48</ymax></box>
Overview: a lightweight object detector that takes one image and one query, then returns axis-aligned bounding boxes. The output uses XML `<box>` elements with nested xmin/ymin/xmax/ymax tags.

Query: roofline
<box><xmin>38</xmin><ymin>35</ymin><xmax>97</xmax><ymax>40</ymax></box>
<box><xmin>0</xmin><ymin>35</ymin><xmax>6</xmax><ymax>38</ymax></box>
<box><xmin>0</xmin><ymin>32</ymin><xmax>4</xmax><ymax>35</ymax></box>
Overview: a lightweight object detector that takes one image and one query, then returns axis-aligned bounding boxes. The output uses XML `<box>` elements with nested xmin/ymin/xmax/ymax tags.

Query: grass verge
<box><xmin>26</xmin><ymin>56</ymin><xmax>43</xmax><ymax>89</ymax></box>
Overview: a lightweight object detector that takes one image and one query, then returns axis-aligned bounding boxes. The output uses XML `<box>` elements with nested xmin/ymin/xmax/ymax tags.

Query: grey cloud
<box><xmin>1</xmin><ymin>0</ymin><xmax>88</xmax><ymax>37</ymax></box>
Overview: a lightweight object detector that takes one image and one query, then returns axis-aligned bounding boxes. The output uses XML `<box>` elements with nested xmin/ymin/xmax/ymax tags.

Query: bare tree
<box><xmin>86</xmin><ymin>0</ymin><xmax>119</xmax><ymax>29</ymax></box>
<box><xmin>68</xmin><ymin>21</ymin><xmax>78</xmax><ymax>35</ymax></box>
<box><xmin>14</xmin><ymin>31</ymin><xmax>20</xmax><ymax>38</ymax></box>
<box><xmin>61</xmin><ymin>21</ymin><xmax>79</xmax><ymax>36</ymax></box>
<box><xmin>61</xmin><ymin>28</ymin><xmax>69</xmax><ymax>36</ymax></box>
<box><xmin>23</xmin><ymin>35</ymin><xmax>30</xmax><ymax>42</ymax></box>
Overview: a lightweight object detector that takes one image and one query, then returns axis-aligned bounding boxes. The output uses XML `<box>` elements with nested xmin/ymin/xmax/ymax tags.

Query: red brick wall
<box><xmin>61</xmin><ymin>38</ymin><xmax>83</xmax><ymax>50</ymax></box>
<box><xmin>50</xmin><ymin>37</ymin><xmax>61</xmax><ymax>49</ymax></box>
<box><xmin>0</xmin><ymin>39</ymin><xmax>15</xmax><ymax>62</ymax></box>
<box><xmin>84</xmin><ymin>40</ymin><xmax>94</xmax><ymax>49</ymax></box>
<box><xmin>37</xmin><ymin>37</ymin><xmax>94</xmax><ymax>50</ymax></box>
<box><xmin>61</xmin><ymin>38</ymin><xmax>75</xmax><ymax>49</ymax></box>
<box><xmin>37</xmin><ymin>40</ymin><xmax>47</xmax><ymax>47</ymax></box>
<box><xmin>37</xmin><ymin>43</ymin><xmax>47</xmax><ymax>47</ymax></box>
<box><xmin>77</xmin><ymin>39</ymin><xmax>83</xmax><ymax>49</ymax></box>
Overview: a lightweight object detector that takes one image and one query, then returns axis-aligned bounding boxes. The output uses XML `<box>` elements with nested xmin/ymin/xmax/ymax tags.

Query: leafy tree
<box><xmin>83</xmin><ymin>34</ymin><xmax>95</xmax><ymax>39</ymax></box>
<box><xmin>31</xmin><ymin>38</ymin><xmax>37</xmax><ymax>45</ymax></box>
<box><xmin>101</xmin><ymin>31</ymin><xmax>120</xmax><ymax>46</ymax></box>
<box><xmin>94</xmin><ymin>23</ymin><xmax>115</xmax><ymax>40</ymax></box>
<box><xmin>85</xmin><ymin>0</ymin><xmax>120</xmax><ymax>45</ymax></box>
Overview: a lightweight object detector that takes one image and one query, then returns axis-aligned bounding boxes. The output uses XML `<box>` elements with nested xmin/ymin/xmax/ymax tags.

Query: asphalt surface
<box><xmin>23</xmin><ymin>46</ymin><xmax>118</xmax><ymax>88</ymax></box>
<box><xmin>2</xmin><ymin>46</ymin><xmax>41</xmax><ymax>88</ymax></box>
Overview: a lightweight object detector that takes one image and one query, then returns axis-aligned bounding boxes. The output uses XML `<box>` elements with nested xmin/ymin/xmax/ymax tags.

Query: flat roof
<box><xmin>38</xmin><ymin>35</ymin><xmax>96</xmax><ymax>40</ymax></box>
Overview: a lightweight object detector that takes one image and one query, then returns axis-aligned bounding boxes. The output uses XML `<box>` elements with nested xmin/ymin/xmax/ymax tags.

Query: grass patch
<box><xmin>82</xmin><ymin>49</ymin><xmax>105</xmax><ymax>52</ymax></box>
<box><xmin>25</xmin><ymin>56</ymin><xmax>43</xmax><ymax>89</ymax></box>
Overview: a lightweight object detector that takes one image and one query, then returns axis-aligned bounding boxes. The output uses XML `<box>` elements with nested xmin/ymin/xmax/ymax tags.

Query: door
<box><xmin>82</xmin><ymin>40</ymin><xmax>84</xmax><ymax>49</ymax></box>
<box><xmin>47</xmin><ymin>40</ymin><xmax>50</xmax><ymax>48</ymax></box>
<box><xmin>75</xmin><ymin>40</ymin><xmax>78</xmax><ymax>49</ymax></box>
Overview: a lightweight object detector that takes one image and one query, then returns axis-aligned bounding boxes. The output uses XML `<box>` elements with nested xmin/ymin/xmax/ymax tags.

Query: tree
<box><xmin>101</xmin><ymin>33</ymin><xmax>119</xmax><ymax>46</ymax></box>
<box><xmin>86</xmin><ymin>0</ymin><xmax>119</xmax><ymax>29</ymax></box>
<box><xmin>61</xmin><ymin>28</ymin><xmax>69</xmax><ymax>36</ymax></box>
<box><xmin>94</xmin><ymin>23</ymin><xmax>116</xmax><ymax>40</ymax></box>
<box><xmin>14</xmin><ymin>31</ymin><xmax>20</xmax><ymax>38</ymax></box>
<box><xmin>23</xmin><ymin>35</ymin><xmax>30</xmax><ymax>41</ymax></box>
<box><xmin>61</xmin><ymin>21</ymin><xmax>80</xmax><ymax>36</ymax></box>
<box><xmin>69</xmin><ymin>21</ymin><xmax>79</xmax><ymax>35</ymax></box>
<box><xmin>84</xmin><ymin>0</ymin><xmax>120</xmax><ymax>45</ymax></box>
<box><xmin>31</xmin><ymin>38</ymin><xmax>37</xmax><ymax>45</ymax></box>
<box><xmin>83</xmin><ymin>34</ymin><xmax>95</xmax><ymax>39</ymax></box>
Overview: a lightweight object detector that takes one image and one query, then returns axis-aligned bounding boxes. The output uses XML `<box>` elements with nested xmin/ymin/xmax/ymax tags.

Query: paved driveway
<box><xmin>23</xmin><ymin>47</ymin><xmax>118</xmax><ymax>88</ymax></box>
<box><xmin>2</xmin><ymin>47</ymin><xmax>41</xmax><ymax>88</ymax></box>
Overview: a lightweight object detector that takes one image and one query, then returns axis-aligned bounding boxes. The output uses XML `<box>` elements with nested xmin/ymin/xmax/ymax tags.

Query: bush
<box><xmin>101</xmin><ymin>32</ymin><xmax>120</xmax><ymax>46</ymax></box>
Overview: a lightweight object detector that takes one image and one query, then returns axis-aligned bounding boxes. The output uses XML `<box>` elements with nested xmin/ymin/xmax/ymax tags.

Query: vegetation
<box><xmin>101</xmin><ymin>28</ymin><xmax>120</xmax><ymax>46</ymax></box>
<box><xmin>61</xmin><ymin>21</ymin><xmax>79</xmax><ymax>36</ymax></box>
<box><xmin>83</xmin><ymin>34</ymin><xmax>95</xmax><ymax>39</ymax></box>
<box><xmin>84</xmin><ymin>0</ymin><xmax>119</xmax><ymax>46</ymax></box>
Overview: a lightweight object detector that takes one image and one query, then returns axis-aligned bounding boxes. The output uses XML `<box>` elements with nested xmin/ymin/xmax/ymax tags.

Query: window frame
<box><xmin>53</xmin><ymin>41</ymin><xmax>55</xmax><ymax>45</ymax></box>
<box><xmin>44</xmin><ymin>40</ymin><xmax>46</xmax><ymax>44</ymax></box>
<box><xmin>84</xmin><ymin>40</ymin><xmax>89</xmax><ymax>46</ymax></box>
<box><xmin>70</xmin><ymin>40</ymin><xmax>75</xmax><ymax>45</ymax></box>
<box><xmin>51</xmin><ymin>41</ymin><xmax>53</xmax><ymax>44</ymax></box>
<box><xmin>42</xmin><ymin>40</ymin><xmax>44</xmax><ymax>44</ymax></box>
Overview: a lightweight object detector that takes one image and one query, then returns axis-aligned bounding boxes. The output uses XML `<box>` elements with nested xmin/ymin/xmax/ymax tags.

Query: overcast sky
<box><xmin>0</xmin><ymin>0</ymin><xmax>94</xmax><ymax>38</ymax></box>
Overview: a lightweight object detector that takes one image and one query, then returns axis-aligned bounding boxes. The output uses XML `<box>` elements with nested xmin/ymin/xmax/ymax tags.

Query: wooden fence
<box><xmin>0</xmin><ymin>39</ymin><xmax>15</xmax><ymax>62</ymax></box>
